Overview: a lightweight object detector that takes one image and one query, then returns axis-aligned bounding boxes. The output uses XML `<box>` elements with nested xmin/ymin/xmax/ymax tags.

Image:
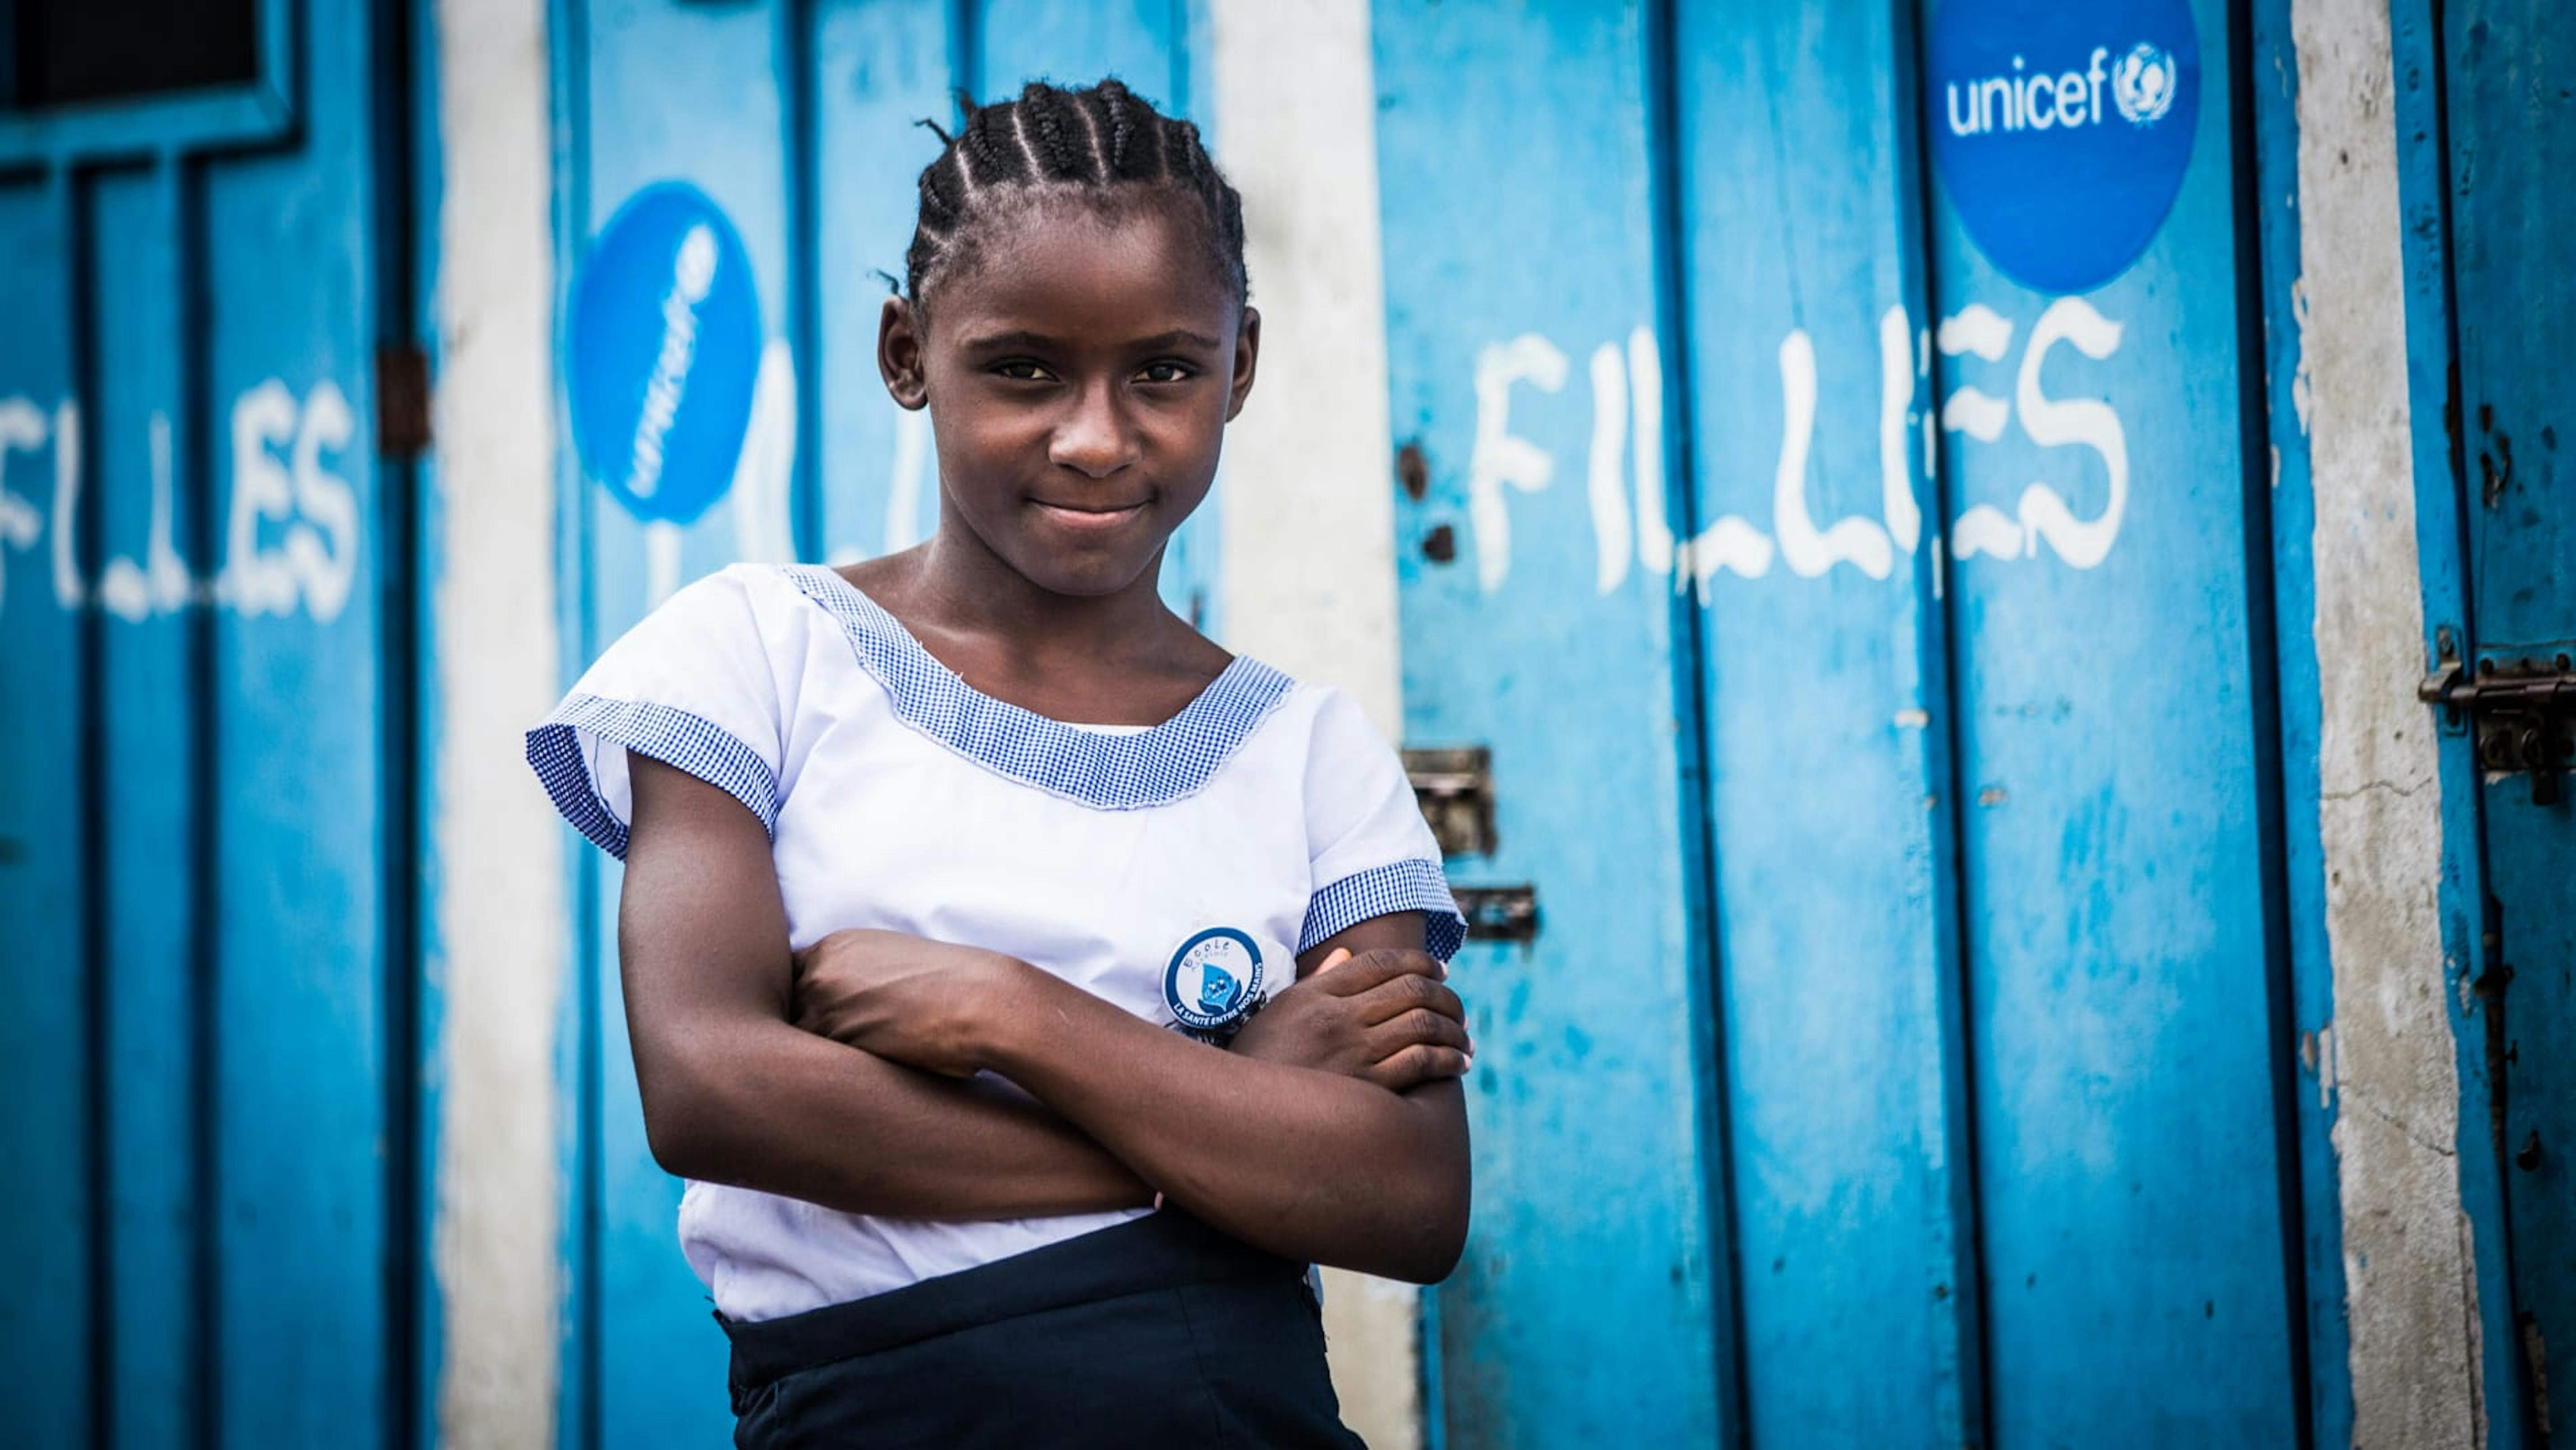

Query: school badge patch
<box><xmin>1164</xmin><ymin>927</ymin><xmax>1268</xmax><ymax>1037</ymax></box>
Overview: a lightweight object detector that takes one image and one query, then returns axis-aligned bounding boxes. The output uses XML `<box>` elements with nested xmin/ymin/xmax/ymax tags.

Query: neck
<box><xmin>907</xmin><ymin>505</ymin><xmax>1175</xmax><ymax>664</ymax></box>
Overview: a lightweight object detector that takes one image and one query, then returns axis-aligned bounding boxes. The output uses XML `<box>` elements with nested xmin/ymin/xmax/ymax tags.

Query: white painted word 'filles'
<box><xmin>1463</xmin><ymin>296</ymin><xmax>2132</xmax><ymax>597</ymax></box>
<box><xmin>0</xmin><ymin>379</ymin><xmax>362</xmax><ymax>625</ymax></box>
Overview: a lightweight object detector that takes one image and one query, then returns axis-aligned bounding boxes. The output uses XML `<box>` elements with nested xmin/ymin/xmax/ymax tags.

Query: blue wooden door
<box><xmin>2436</xmin><ymin>0</ymin><xmax>2575</xmax><ymax>1431</ymax></box>
<box><xmin>1372</xmin><ymin>7</ymin><xmax>1735</xmax><ymax>1443</ymax></box>
<box><xmin>551</xmin><ymin>6</ymin><xmax>1204</xmax><ymax>1444</ymax></box>
<box><xmin>1374</xmin><ymin>1</ymin><xmax>2313</xmax><ymax>1442</ymax></box>
<box><xmin>0</xmin><ymin>1</ymin><xmax>419</xmax><ymax>1445</ymax></box>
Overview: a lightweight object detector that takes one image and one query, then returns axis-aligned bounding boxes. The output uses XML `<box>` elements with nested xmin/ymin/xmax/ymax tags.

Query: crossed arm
<box><xmin>616</xmin><ymin>753</ymin><xmax>1473</xmax><ymax>1284</ymax></box>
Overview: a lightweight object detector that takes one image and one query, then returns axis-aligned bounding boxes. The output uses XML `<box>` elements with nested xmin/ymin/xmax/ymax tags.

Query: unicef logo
<box><xmin>1927</xmin><ymin>0</ymin><xmax>2200</xmax><ymax>295</ymax></box>
<box><xmin>1164</xmin><ymin>928</ymin><xmax>1268</xmax><ymax>1034</ymax></box>
<box><xmin>567</xmin><ymin>183</ymin><xmax>763</xmax><ymax>525</ymax></box>
<box><xmin>2111</xmin><ymin>43</ymin><xmax>2178</xmax><ymax>125</ymax></box>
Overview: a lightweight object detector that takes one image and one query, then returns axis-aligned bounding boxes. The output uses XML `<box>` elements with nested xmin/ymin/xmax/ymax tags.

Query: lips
<box><xmin>1030</xmin><ymin>499</ymin><xmax>1149</xmax><ymax>532</ymax></box>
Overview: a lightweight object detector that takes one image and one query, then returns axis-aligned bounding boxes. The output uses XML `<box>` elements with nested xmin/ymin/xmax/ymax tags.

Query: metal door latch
<box><xmin>1454</xmin><ymin>886</ymin><xmax>1540</xmax><ymax>944</ymax></box>
<box><xmin>1404</xmin><ymin>747</ymin><xmax>1497</xmax><ymax>858</ymax></box>
<box><xmin>1403</xmin><ymin>747</ymin><xmax>1541</xmax><ymax>944</ymax></box>
<box><xmin>2420</xmin><ymin>633</ymin><xmax>2576</xmax><ymax>804</ymax></box>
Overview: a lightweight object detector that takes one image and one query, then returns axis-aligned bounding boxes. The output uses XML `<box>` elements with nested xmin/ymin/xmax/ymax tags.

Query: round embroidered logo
<box><xmin>1164</xmin><ymin>928</ymin><xmax>1266</xmax><ymax>1033</ymax></box>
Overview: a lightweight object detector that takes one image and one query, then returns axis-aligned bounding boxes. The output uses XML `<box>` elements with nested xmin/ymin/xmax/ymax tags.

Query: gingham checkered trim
<box><xmin>1300</xmin><ymin>858</ymin><xmax>1468</xmax><ymax>962</ymax></box>
<box><xmin>778</xmin><ymin>564</ymin><xmax>1292</xmax><ymax>810</ymax></box>
<box><xmin>525</xmin><ymin>693</ymin><xmax>781</xmax><ymax>861</ymax></box>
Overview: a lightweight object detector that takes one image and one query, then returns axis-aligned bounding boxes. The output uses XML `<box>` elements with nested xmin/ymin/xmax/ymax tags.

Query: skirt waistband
<box><xmin>716</xmin><ymin>1210</ymin><xmax>1301</xmax><ymax>1395</ymax></box>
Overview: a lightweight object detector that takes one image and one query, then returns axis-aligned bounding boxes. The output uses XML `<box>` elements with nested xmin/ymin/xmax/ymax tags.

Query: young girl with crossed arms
<box><xmin>529</xmin><ymin>78</ymin><xmax>1473</xmax><ymax>1446</ymax></box>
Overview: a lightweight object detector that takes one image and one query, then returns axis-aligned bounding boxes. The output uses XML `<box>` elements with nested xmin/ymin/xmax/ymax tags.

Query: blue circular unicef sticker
<box><xmin>1927</xmin><ymin>0</ymin><xmax>2200</xmax><ymax>295</ymax></box>
<box><xmin>1165</xmin><ymin>928</ymin><xmax>1267</xmax><ymax>1033</ymax></box>
<box><xmin>566</xmin><ymin>182</ymin><xmax>763</xmax><ymax>525</ymax></box>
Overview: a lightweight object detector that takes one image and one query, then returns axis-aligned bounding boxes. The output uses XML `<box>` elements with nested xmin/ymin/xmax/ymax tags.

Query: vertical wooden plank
<box><xmin>92</xmin><ymin>160</ymin><xmax>204</xmax><ymax>1450</ymax></box>
<box><xmin>1372</xmin><ymin>3</ymin><xmax>1725</xmax><ymax>1444</ymax></box>
<box><xmin>201</xmin><ymin>0</ymin><xmax>395</xmax><ymax>1438</ymax></box>
<box><xmin>1666</xmin><ymin>0</ymin><xmax>1978</xmax><ymax>1441</ymax></box>
<box><xmin>1918</xmin><ymin>0</ymin><xmax>2304</xmax><ymax>1441</ymax></box>
<box><xmin>566</xmin><ymin>3</ymin><xmax>797</xmax><ymax>1442</ymax></box>
<box><xmin>808</xmin><ymin>0</ymin><xmax>957</xmax><ymax>566</ymax></box>
<box><xmin>2243</xmin><ymin>2</ymin><xmax>2353</xmax><ymax>1441</ymax></box>
<box><xmin>2381</xmin><ymin>0</ymin><xmax>2535</xmax><ymax>1435</ymax></box>
<box><xmin>2441</xmin><ymin>0</ymin><xmax>2576</xmax><ymax>1428</ymax></box>
<box><xmin>0</xmin><ymin>169</ymin><xmax>93</xmax><ymax>1450</ymax></box>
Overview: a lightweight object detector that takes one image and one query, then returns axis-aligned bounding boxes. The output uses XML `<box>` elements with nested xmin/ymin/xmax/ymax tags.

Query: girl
<box><xmin>527</xmin><ymin>78</ymin><xmax>1472</xmax><ymax>1447</ymax></box>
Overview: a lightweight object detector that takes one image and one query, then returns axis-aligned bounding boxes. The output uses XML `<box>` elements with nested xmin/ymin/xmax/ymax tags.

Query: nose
<box><xmin>1048</xmin><ymin>381</ymin><xmax>1140</xmax><ymax>479</ymax></box>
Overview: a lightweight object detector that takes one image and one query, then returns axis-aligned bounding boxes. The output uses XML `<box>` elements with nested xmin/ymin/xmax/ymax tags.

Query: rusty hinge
<box><xmin>377</xmin><ymin>340</ymin><xmax>432</xmax><ymax>459</ymax></box>
<box><xmin>2420</xmin><ymin>629</ymin><xmax>2576</xmax><ymax>804</ymax></box>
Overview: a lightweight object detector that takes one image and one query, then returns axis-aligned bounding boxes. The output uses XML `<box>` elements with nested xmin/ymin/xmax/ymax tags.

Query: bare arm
<box><xmin>807</xmin><ymin>913</ymin><xmax>1473</xmax><ymax>1283</ymax></box>
<box><xmin>616</xmin><ymin>753</ymin><xmax>1150</xmax><ymax>1219</ymax></box>
<box><xmin>1006</xmin><ymin>911</ymin><xmax>1472</xmax><ymax>1282</ymax></box>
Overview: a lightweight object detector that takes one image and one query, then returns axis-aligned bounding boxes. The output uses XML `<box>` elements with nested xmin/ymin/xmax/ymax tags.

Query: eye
<box><xmin>1136</xmin><ymin>360</ymin><xmax>1196</xmax><ymax>385</ymax></box>
<box><xmin>992</xmin><ymin>359</ymin><xmax>1057</xmax><ymax>382</ymax></box>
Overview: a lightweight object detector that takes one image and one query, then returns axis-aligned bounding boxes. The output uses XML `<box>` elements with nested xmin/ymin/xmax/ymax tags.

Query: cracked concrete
<box><xmin>2295</xmin><ymin>1</ymin><xmax>2485</xmax><ymax>1444</ymax></box>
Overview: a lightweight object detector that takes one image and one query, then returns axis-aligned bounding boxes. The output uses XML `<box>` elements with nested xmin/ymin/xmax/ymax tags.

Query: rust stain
<box><xmin>1396</xmin><ymin>440</ymin><xmax>1431</xmax><ymax>502</ymax></box>
<box><xmin>1977</xmin><ymin>786</ymin><xmax>2009</xmax><ymax>808</ymax></box>
<box><xmin>1422</xmin><ymin>523</ymin><xmax>1457</xmax><ymax>564</ymax></box>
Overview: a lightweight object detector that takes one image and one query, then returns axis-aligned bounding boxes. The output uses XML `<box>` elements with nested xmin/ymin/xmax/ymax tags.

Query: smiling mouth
<box><xmin>1031</xmin><ymin>499</ymin><xmax>1149</xmax><ymax>529</ymax></box>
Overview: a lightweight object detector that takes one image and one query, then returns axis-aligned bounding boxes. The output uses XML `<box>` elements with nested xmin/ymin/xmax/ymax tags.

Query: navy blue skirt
<box><xmin>718</xmin><ymin>1210</ymin><xmax>1367</xmax><ymax>1448</ymax></box>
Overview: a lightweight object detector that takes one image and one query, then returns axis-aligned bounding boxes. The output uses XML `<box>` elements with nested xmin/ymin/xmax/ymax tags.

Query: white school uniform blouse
<box><xmin>526</xmin><ymin>563</ymin><xmax>1465</xmax><ymax>1323</ymax></box>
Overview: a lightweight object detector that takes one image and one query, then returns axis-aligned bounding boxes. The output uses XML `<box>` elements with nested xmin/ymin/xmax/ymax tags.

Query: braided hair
<box><xmin>905</xmin><ymin>78</ymin><xmax>1249</xmax><ymax>315</ymax></box>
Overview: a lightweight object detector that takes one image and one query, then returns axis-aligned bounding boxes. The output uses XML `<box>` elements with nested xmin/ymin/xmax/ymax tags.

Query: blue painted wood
<box><xmin>1371</xmin><ymin>4</ymin><xmax>1727</xmax><ymax>1444</ymax></box>
<box><xmin>2244</xmin><ymin>3</ymin><xmax>2355</xmax><ymax>1441</ymax></box>
<box><xmin>203</xmin><ymin>0</ymin><xmax>400</xmax><ymax>1437</ymax></box>
<box><xmin>809</xmin><ymin>0</ymin><xmax>961</xmax><ymax>569</ymax></box>
<box><xmin>0</xmin><ymin>172</ymin><xmax>94</xmax><ymax>1450</ymax></box>
<box><xmin>563</xmin><ymin>3</ymin><xmax>798</xmax><ymax>1441</ymax></box>
<box><xmin>93</xmin><ymin>163</ymin><xmax>202</xmax><ymax>1450</ymax></box>
<box><xmin>1920</xmin><ymin>0</ymin><xmax>2304</xmax><ymax>1440</ymax></box>
<box><xmin>0</xmin><ymin>0</ymin><xmax>411</xmax><ymax>1442</ymax></box>
<box><xmin>554</xmin><ymin>7</ymin><xmax>1205</xmax><ymax>1444</ymax></box>
<box><xmin>1666</xmin><ymin>2</ymin><xmax>1978</xmax><ymax>1442</ymax></box>
<box><xmin>0</xmin><ymin>0</ymin><xmax>297</xmax><ymax>163</ymax></box>
<box><xmin>2384</xmin><ymin>0</ymin><xmax>2538</xmax><ymax>1436</ymax></box>
<box><xmin>2437</xmin><ymin>0</ymin><xmax>2574</xmax><ymax>1431</ymax></box>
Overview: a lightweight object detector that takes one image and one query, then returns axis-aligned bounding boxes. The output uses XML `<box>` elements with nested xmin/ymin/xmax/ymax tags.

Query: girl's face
<box><xmin>878</xmin><ymin>193</ymin><xmax>1259</xmax><ymax>600</ymax></box>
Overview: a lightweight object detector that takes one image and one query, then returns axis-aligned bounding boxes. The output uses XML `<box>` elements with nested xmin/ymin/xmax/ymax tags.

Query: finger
<box><xmin>1315</xmin><ymin>947</ymin><xmax>1354</xmax><ymax>974</ymax></box>
<box><xmin>1367</xmin><ymin>1043</ymin><xmax>1472</xmax><ymax>1093</ymax></box>
<box><xmin>1370</xmin><ymin>1006</ymin><xmax>1472</xmax><ymax>1059</ymax></box>
<box><xmin>1349</xmin><ymin>969</ymin><xmax>1466</xmax><ymax>1026</ymax></box>
<box><xmin>1316</xmin><ymin>946</ymin><xmax>1444</xmax><ymax>997</ymax></box>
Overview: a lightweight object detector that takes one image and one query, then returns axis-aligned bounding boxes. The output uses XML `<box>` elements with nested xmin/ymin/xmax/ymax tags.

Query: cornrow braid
<box><xmin>902</xmin><ymin>77</ymin><xmax>1249</xmax><ymax>313</ymax></box>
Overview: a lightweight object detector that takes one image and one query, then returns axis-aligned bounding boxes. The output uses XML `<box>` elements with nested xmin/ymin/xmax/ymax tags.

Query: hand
<box><xmin>790</xmin><ymin>928</ymin><xmax>1028</xmax><ymax>1077</ymax></box>
<box><xmin>1228</xmin><ymin>947</ymin><xmax>1472</xmax><ymax>1092</ymax></box>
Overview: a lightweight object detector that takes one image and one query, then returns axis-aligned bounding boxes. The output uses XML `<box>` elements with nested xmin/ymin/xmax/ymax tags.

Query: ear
<box><xmin>879</xmin><ymin>295</ymin><xmax>930</xmax><ymax>410</ymax></box>
<box><xmin>1223</xmin><ymin>305</ymin><xmax>1261</xmax><ymax>422</ymax></box>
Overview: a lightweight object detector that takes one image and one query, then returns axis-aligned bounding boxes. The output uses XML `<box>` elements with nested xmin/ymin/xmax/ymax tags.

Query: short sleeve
<box><xmin>1299</xmin><ymin>689</ymin><xmax>1468</xmax><ymax>961</ymax></box>
<box><xmin>524</xmin><ymin>566</ymin><xmax>786</xmax><ymax>860</ymax></box>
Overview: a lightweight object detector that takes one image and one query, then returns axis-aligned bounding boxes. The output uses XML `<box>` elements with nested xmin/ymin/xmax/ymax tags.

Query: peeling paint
<box><xmin>2293</xmin><ymin>1</ymin><xmax>2486</xmax><ymax>1443</ymax></box>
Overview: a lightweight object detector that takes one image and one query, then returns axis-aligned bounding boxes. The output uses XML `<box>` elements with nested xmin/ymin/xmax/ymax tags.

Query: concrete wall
<box><xmin>2292</xmin><ymin>0</ymin><xmax>2488</xmax><ymax>1442</ymax></box>
<box><xmin>1206</xmin><ymin>3</ymin><xmax>1423</xmax><ymax>1445</ymax></box>
<box><xmin>427</xmin><ymin>0</ymin><xmax>565</xmax><ymax>1443</ymax></box>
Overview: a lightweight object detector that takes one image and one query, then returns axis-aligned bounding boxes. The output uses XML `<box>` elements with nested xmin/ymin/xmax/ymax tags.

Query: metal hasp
<box><xmin>1403</xmin><ymin>747</ymin><xmax>1539</xmax><ymax>942</ymax></box>
<box><xmin>1454</xmin><ymin>886</ymin><xmax>1540</xmax><ymax>944</ymax></box>
<box><xmin>1404</xmin><ymin>746</ymin><xmax>1498</xmax><ymax>857</ymax></box>
<box><xmin>2420</xmin><ymin>637</ymin><xmax>2576</xmax><ymax>804</ymax></box>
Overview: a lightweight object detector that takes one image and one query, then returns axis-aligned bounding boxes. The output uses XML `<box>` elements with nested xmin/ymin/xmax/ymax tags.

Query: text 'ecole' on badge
<box><xmin>1164</xmin><ymin>927</ymin><xmax>1268</xmax><ymax>1037</ymax></box>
